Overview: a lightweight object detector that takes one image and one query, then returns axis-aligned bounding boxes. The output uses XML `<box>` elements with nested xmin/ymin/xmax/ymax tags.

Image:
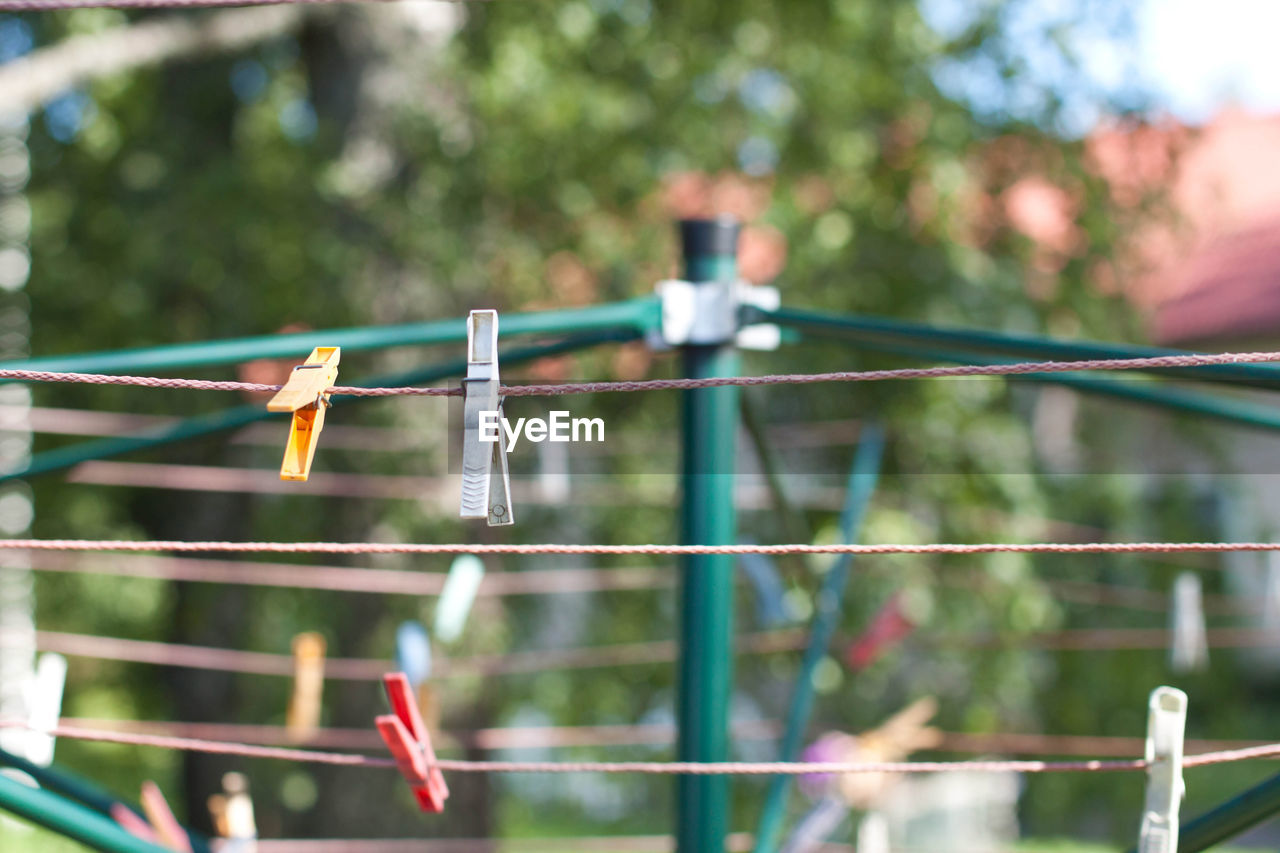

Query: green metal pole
<box><xmin>2</xmin><ymin>329</ymin><xmax>639</xmax><ymax>483</ymax></box>
<box><xmin>752</xmin><ymin>424</ymin><xmax>885</xmax><ymax>853</ymax></box>
<box><xmin>1118</xmin><ymin>771</ymin><xmax>1280</xmax><ymax>853</ymax></box>
<box><xmin>677</xmin><ymin>218</ymin><xmax>740</xmax><ymax>853</ymax></box>
<box><xmin>0</xmin><ymin>298</ymin><xmax>662</xmax><ymax>376</ymax></box>
<box><xmin>0</xmin><ymin>771</ymin><xmax>174</xmax><ymax>853</ymax></box>
<box><xmin>756</xmin><ymin>305</ymin><xmax>1280</xmax><ymax>390</ymax></box>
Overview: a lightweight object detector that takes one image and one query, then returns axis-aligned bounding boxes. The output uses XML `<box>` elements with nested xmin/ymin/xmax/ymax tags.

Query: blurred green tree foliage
<box><xmin>1</xmin><ymin>0</ymin><xmax>1271</xmax><ymax>848</ymax></box>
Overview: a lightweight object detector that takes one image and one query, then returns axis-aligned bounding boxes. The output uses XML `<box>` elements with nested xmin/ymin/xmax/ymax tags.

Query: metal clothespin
<box><xmin>1137</xmin><ymin>686</ymin><xmax>1188</xmax><ymax>853</ymax></box>
<box><xmin>1170</xmin><ymin>573</ymin><xmax>1208</xmax><ymax>673</ymax></box>
<box><xmin>376</xmin><ymin>671</ymin><xmax>449</xmax><ymax>813</ymax></box>
<box><xmin>266</xmin><ymin>346</ymin><xmax>340</xmax><ymax>481</ymax></box>
<box><xmin>460</xmin><ymin>311</ymin><xmax>513</xmax><ymax>526</ymax></box>
<box><xmin>286</xmin><ymin>632</ymin><xmax>325</xmax><ymax>742</ymax></box>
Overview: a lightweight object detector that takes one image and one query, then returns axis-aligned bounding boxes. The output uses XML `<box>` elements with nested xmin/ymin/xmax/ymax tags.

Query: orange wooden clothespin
<box><xmin>286</xmin><ymin>631</ymin><xmax>326</xmax><ymax>742</ymax></box>
<box><xmin>376</xmin><ymin>671</ymin><xmax>449</xmax><ymax>813</ymax></box>
<box><xmin>266</xmin><ymin>346</ymin><xmax>340</xmax><ymax>481</ymax></box>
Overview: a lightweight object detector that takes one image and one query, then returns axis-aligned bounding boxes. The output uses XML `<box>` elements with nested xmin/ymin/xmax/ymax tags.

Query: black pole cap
<box><xmin>679</xmin><ymin>216</ymin><xmax>740</xmax><ymax>258</ymax></box>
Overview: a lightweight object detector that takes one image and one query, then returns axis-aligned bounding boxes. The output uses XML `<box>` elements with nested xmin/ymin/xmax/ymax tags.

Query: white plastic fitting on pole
<box><xmin>1138</xmin><ymin>686</ymin><xmax>1188</xmax><ymax>853</ymax></box>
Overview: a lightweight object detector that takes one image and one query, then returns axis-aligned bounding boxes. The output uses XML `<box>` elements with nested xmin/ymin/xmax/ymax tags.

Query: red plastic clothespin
<box><xmin>845</xmin><ymin>591</ymin><xmax>915</xmax><ymax>671</ymax></box>
<box><xmin>376</xmin><ymin>671</ymin><xmax>449</xmax><ymax>813</ymax></box>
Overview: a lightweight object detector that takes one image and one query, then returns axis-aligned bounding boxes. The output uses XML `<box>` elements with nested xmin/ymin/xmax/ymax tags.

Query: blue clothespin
<box><xmin>738</xmin><ymin>549</ymin><xmax>789</xmax><ymax>628</ymax></box>
<box><xmin>395</xmin><ymin>622</ymin><xmax>433</xmax><ymax>688</ymax></box>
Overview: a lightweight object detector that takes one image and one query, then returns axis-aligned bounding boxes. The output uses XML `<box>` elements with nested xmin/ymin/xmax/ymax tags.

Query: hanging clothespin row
<box><xmin>376</xmin><ymin>672</ymin><xmax>449</xmax><ymax>813</ymax></box>
<box><xmin>460</xmin><ymin>310</ymin><xmax>513</xmax><ymax>526</ymax></box>
<box><xmin>267</xmin><ymin>346</ymin><xmax>340</xmax><ymax>481</ymax></box>
<box><xmin>208</xmin><ymin>772</ymin><xmax>258</xmax><ymax>852</ymax></box>
<box><xmin>286</xmin><ymin>632</ymin><xmax>326</xmax><ymax>742</ymax></box>
<box><xmin>1170</xmin><ymin>573</ymin><xmax>1209</xmax><ymax>674</ymax></box>
<box><xmin>1137</xmin><ymin>687</ymin><xmax>1188</xmax><ymax>853</ymax></box>
<box><xmin>435</xmin><ymin>554</ymin><xmax>485</xmax><ymax>645</ymax></box>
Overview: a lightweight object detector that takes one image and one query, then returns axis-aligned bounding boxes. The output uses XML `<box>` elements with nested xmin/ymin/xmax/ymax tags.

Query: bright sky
<box><xmin>1136</xmin><ymin>0</ymin><xmax>1280</xmax><ymax>121</ymax></box>
<box><xmin>922</xmin><ymin>0</ymin><xmax>1280</xmax><ymax>132</ymax></box>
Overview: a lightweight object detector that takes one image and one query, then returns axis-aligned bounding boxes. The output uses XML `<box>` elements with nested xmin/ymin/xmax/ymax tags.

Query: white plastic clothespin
<box><xmin>1170</xmin><ymin>573</ymin><xmax>1208</xmax><ymax>673</ymax></box>
<box><xmin>1137</xmin><ymin>686</ymin><xmax>1188</xmax><ymax>853</ymax></box>
<box><xmin>460</xmin><ymin>310</ymin><xmax>513</xmax><ymax>526</ymax></box>
<box><xmin>435</xmin><ymin>554</ymin><xmax>485</xmax><ymax>644</ymax></box>
<box><xmin>23</xmin><ymin>652</ymin><xmax>66</xmax><ymax>767</ymax></box>
<box><xmin>208</xmin><ymin>772</ymin><xmax>258</xmax><ymax>853</ymax></box>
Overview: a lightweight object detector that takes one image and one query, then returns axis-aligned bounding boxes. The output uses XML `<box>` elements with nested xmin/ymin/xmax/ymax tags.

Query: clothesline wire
<box><xmin>24</xmin><ymin>553</ymin><xmax>1238</xmax><ymax>613</ymax></box>
<box><xmin>4</xmin><ymin>538</ymin><xmax>1280</xmax><ymax>555</ymax></box>
<box><xmin>55</xmin><ymin>716</ymin><xmax>1279</xmax><ymax>759</ymax></box>
<box><xmin>2</xmin><ymin>720</ymin><xmax>1277</xmax><ymax>775</ymax></box>
<box><xmin>1</xmin><ymin>348</ymin><xmax>1279</xmax><ymax>398</ymax></box>
<box><xmin>26</xmin><ymin>626</ymin><xmax>1280</xmax><ymax>683</ymax></box>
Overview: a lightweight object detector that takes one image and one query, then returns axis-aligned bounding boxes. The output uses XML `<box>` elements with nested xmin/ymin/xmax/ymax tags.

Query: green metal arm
<box><xmin>756</xmin><ymin>305</ymin><xmax>1280</xmax><ymax>390</ymax></box>
<box><xmin>0</xmin><ymin>747</ymin><xmax>210</xmax><ymax>852</ymax></box>
<box><xmin>752</xmin><ymin>423</ymin><xmax>885</xmax><ymax>853</ymax></box>
<box><xmin>0</xmin><ymin>297</ymin><xmax>661</xmax><ymax>376</ymax></box>
<box><xmin>1118</xmin><ymin>770</ymin><xmax>1280</xmax><ymax>853</ymax></box>
<box><xmin>794</xmin><ymin>332</ymin><xmax>1280</xmax><ymax>436</ymax></box>
<box><xmin>2</xmin><ymin>329</ymin><xmax>639</xmax><ymax>483</ymax></box>
<box><xmin>0</xmin><ymin>771</ymin><xmax>175</xmax><ymax>853</ymax></box>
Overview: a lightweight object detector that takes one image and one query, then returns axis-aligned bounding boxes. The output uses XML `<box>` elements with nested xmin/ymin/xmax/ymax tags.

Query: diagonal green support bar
<box><xmin>752</xmin><ymin>423</ymin><xmax>885</xmax><ymax>853</ymax></box>
<box><xmin>787</xmin><ymin>328</ymin><xmax>1280</xmax><ymax>436</ymax></box>
<box><xmin>0</xmin><ymin>298</ymin><xmax>661</xmax><ymax>376</ymax></box>
<box><xmin>757</xmin><ymin>305</ymin><xmax>1280</xmax><ymax>390</ymax></box>
<box><xmin>2</xmin><ymin>329</ymin><xmax>639</xmax><ymax>483</ymax></box>
<box><xmin>0</xmin><ymin>771</ymin><xmax>175</xmax><ymax>853</ymax></box>
<box><xmin>1</xmin><ymin>746</ymin><xmax>133</xmax><ymax>817</ymax></box>
<box><xmin>0</xmin><ymin>748</ymin><xmax>210</xmax><ymax>852</ymax></box>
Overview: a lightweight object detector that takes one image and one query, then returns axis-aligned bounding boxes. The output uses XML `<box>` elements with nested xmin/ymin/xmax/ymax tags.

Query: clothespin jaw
<box><xmin>460</xmin><ymin>311</ymin><xmax>513</xmax><ymax>526</ymax></box>
<box><xmin>1138</xmin><ymin>686</ymin><xmax>1188</xmax><ymax>853</ymax></box>
<box><xmin>377</xmin><ymin>672</ymin><xmax>449</xmax><ymax>812</ymax></box>
<box><xmin>267</xmin><ymin>346</ymin><xmax>340</xmax><ymax>481</ymax></box>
